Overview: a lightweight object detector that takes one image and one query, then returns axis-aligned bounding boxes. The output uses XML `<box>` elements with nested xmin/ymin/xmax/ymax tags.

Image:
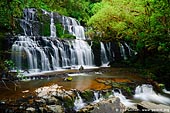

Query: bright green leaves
<box><xmin>87</xmin><ymin>0</ymin><xmax>145</xmax><ymax>40</ymax></box>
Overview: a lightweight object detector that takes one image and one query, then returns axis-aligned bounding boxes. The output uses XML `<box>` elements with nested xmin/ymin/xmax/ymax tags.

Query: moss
<box><xmin>81</xmin><ymin>90</ymin><xmax>94</xmax><ymax>102</ymax></box>
<box><xmin>101</xmin><ymin>90</ymin><xmax>112</xmax><ymax>98</ymax></box>
<box><xmin>61</xmin><ymin>34</ymin><xmax>76</xmax><ymax>39</ymax></box>
<box><xmin>62</xmin><ymin>95</ymin><xmax>74</xmax><ymax>109</ymax></box>
<box><xmin>55</xmin><ymin>23</ymin><xmax>64</xmax><ymax>37</ymax></box>
<box><xmin>42</xmin><ymin>23</ymin><xmax>50</xmax><ymax>36</ymax></box>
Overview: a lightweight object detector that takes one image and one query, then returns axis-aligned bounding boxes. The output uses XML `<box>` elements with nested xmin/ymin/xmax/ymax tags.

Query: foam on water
<box><xmin>134</xmin><ymin>84</ymin><xmax>170</xmax><ymax>105</ymax></box>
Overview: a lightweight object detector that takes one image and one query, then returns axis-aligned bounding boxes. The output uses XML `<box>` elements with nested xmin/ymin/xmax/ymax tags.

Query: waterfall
<box><xmin>71</xmin><ymin>40</ymin><xmax>94</xmax><ymax>66</ymax></box>
<box><xmin>93</xmin><ymin>91</ymin><xmax>104</xmax><ymax>103</ymax></box>
<box><xmin>74</xmin><ymin>92</ymin><xmax>86</xmax><ymax>111</ymax></box>
<box><xmin>11</xmin><ymin>9</ymin><xmax>133</xmax><ymax>73</ymax></box>
<box><xmin>11</xmin><ymin>36</ymin><xmax>51</xmax><ymax>72</ymax></box>
<box><xmin>134</xmin><ymin>84</ymin><xmax>170</xmax><ymax>105</ymax></box>
<box><xmin>105</xmin><ymin>42</ymin><xmax>115</xmax><ymax>61</ymax></box>
<box><xmin>100</xmin><ymin>42</ymin><xmax>109</xmax><ymax>65</ymax></box>
<box><xmin>19</xmin><ymin>8</ymin><xmax>38</xmax><ymax>36</ymax></box>
<box><xmin>113</xmin><ymin>89</ymin><xmax>134</xmax><ymax>107</ymax></box>
<box><xmin>62</xmin><ymin>16</ymin><xmax>86</xmax><ymax>40</ymax></box>
<box><xmin>11</xmin><ymin>36</ymin><xmax>94</xmax><ymax>71</ymax></box>
<box><xmin>120</xmin><ymin>43</ymin><xmax>127</xmax><ymax>60</ymax></box>
<box><xmin>50</xmin><ymin>12</ymin><xmax>57</xmax><ymax>38</ymax></box>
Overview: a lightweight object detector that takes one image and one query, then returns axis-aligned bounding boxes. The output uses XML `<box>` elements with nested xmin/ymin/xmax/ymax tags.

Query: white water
<box><xmin>134</xmin><ymin>84</ymin><xmax>170</xmax><ymax>105</ymax></box>
<box><xmin>163</xmin><ymin>89</ymin><xmax>170</xmax><ymax>94</ymax></box>
<box><xmin>67</xmin><ymin>73</ymin><xmax>88</xmax><ymax>76</ymax></box>
<box><xmin>100</xmin><ymin>42</ymin><xmax>109</xmax><ymax>65</ymax></box>
<box><xmin>50</xmin><ymin>12</ymin><xmax>56</xmax><ymax>38</ymax></box>
<box><xmin>74</xmin><ymin>92</ymin><xmax>86</xmax><ymax>111</ymax></box>
<box><xmin>113</xmin><ymin>89</ymin><xmax>135</xmax><ymax>107</ymax></box>
<box><xmin>12</xmin><ymin>9</ymin><xmax>132</xmax><ymax>73</ymax></box>
<box><xmin>62</xmin><ymin>16</ymin><xmax>86</xmax><ymax>40</ymax></box>
<box><xmin>12</xmin><ymin>36</ymin><xmax>51</xmax><ymax>72</ymax></box>
<box><xmin>93</xmin><ymin>91</ymin><xmax>104</xmax><ymax>103</ymax></box>
<box><xmin>120</xmin><ymin>43</ymin><xmax>127</xmax><ymax>60</ymax></box>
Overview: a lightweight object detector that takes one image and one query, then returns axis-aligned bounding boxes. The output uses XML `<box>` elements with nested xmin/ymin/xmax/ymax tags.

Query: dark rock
<box><xmin>78</xmin><ymin>97</ymin><xmax>125</xmax><ymax>113</ymax></box>
<box><xmin>46</xmin><ymin>97</ymin><xmax>61</xmax><ymax>105</ymax></box>
<box><xmin>81</xmin><ymin>90</ymin><xmax>94</xmax><ymax>103</ymax></box>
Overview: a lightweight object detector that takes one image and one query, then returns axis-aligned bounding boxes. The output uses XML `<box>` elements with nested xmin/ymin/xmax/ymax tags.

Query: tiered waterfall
<box><xmin>11</xmin><ymin>8</ymin><xmax>132</xmax><ymax>72</ymax></box>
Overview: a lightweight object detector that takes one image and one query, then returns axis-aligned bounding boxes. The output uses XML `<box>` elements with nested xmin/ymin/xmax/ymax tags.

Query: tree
<box><xmin>87</xmin><ymin>0</ymin><xmax>145</xmax><ymax>41</ymax></box>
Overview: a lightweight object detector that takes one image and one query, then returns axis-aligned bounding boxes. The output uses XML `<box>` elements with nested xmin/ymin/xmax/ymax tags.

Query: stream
<box><xmin>0</xmin><ymin>67</ymin><xmax>170</xmax><ymax>113</ymax></box>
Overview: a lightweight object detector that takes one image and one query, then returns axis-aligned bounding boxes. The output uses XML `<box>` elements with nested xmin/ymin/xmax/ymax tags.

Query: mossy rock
<box><xmin>61</xmin><ymin>34</ymin><xmax>76</xmax><ymax>39</ymax></box>
<box><xmin>41</xmin><ymin>22</ymin><xmax>50</xmax><ymax>36</ymax></box>
<box><xmin>62</xmin><ymin>95</ymin><xmax>74</xmax><ymax>109</ymax></box>
<box><xmin>112</xmin><ymin>82</ymin><xmax>136</xmax><ymax>97</ymax></box>
<box><xmin>66</xmin><ymin>76</ymin><xmax>73</xmax><ymax>81</ymax></box>
<box><xmin>101</xmin><ymin>90</ymin><xmax>112</xmax><ymax>99</ymax></box>
<box><xmin>64</xmin><ymin>76</ymin><xmax>73</xmax><ymax>81</ymax></box>
<box><xmin>81</xmin><ymin>90</ymin><xmax>94</xmax><ymax>103</ymax></box>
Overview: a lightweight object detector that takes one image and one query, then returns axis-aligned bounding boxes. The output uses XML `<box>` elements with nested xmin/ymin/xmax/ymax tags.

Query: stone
<box><xmin>46</xmin><ymin>96</ymin><xmax>61</xmax><ymax>105</ymax></box>
<box><xmin>35</xmin><ymin>99</ymin><xmax>46</xmax><ymax>104</ymax></box>
<box><xmin>47</xmin><ymin>105</ymin><xmax>64</xmax><ymax>113</ymax></box>
<box><xmin>26</xmin><ymin>107</ymin><xmax>35</xmax><ymax>112</ymax></box>
<box><xmin>78</xmin><ymin>97</ymin><xmax>126</xmax><ymax>113</ymax></box>
<box><xmin>81</xmin><ymin>90</ymin><xmax>94</xmax><ymax>102</ymax></box>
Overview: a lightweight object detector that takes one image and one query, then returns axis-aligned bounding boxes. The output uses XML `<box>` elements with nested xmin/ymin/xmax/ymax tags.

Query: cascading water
<box><xmin>93</xmin><ymin>91</ymin><xmax>104</xmax><ymax>103</ymax></box>
<box><xmin>100</xmin><ymin>42</ymin><xmax>109</xmax><ymax>65</ymax></box>
<box><xmin>120</xmin><ymin>43</ymin><xmax>127</xmax><ymax>60</ymax></box>
<box><xmin>12</xmin><ymin>36</ymin><xmax>51</xmax><ymax>72</ymax></box>
<box><xmin>113</xmin><ymin>89</ymin><xmax>134</xmax><ymax>107</ymax></box>
<box><xmin>50</xmin><ymin>12</ymin><xmax>57</xmax><ymax>38</ymax></box>
<box><xmin>62</xmin><ymin>16</ymin><xmax>86</xmax><ymax>40</ymax></box>
<box><xmin>11</xmin><ymin>9</ymin><xmax>133</xmax><ymax>72</ymax></box>
<box><xmin>74</xmin><ymin>92</ymin><xmax>86</xmax><ymax>111</ymax></box>
<box><xmin>134</xmin><ymin>84</ymin><xmax>170</xmax><ymax>105</ymax></box>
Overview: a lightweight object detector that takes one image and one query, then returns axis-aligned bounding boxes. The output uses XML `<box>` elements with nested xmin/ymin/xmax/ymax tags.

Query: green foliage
<box><xmin>43</xmin><ymin>0</ymin><xmax>91</xmax><ymax>24</ymax></box>
<box><xmin>4</xmin><ymin>60</ymin><xmax>15</xmax><ymax>70</ymax></box>
<box><xmin>16</xmin><ymin>69</ymin><xmax>26</xmax><ymax>80</ymax></box>
<box><xmin>61</xmin><ymin>34</ymin><xmax>76</xmax><ymax>39</ymax></box>
<box><xmin>87</xmin><ymin>0</ymin><xmax>145</xmax><ymax>40</ymax></box>
<box><xmin>81</xmin><ymin>90</ymin><xmax>94</xmax><ymax>102</ymax></box>
<box><xmin>0</xmin><ymin>60</ymin><xmax>16</xmax><ymax>79</ymax></box>
<box><xmin>42</xmin><ymin>23</ymin><xmax>50</xmax><ymax>36</ymax></box>
<box><xmin>55</xmin><ymin>22</ymin><xmax>76</xmax><ymax>39</ymax></box>
<box><xmin>55</xmin><ymin>23</ymin><xmax>63</xmax><ymax>37</ymax></box>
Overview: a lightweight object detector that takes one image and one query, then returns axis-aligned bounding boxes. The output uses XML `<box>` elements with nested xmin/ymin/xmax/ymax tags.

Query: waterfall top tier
<box><xmin>20</xmin><ymin>8</ymin><xmax>86</xmax><ymax>40</ymax></box>
<box><xmin>62</xmin><ymin>16</ymin><xmax>86</xmax><ymax>40</ymax></box>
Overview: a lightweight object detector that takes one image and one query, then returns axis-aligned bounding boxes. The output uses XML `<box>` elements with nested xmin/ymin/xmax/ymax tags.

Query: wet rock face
<box><xmin>78</xmin><ymin>97</ymin><xmax>125</xmax><ymax>113</ymax></box>
<box><xmin>14</xmin><ymin>8</ymin><xmax>62</xmax><ymax>37</ymax></box>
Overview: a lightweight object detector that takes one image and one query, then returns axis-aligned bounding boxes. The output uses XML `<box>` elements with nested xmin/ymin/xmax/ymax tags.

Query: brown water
<box><xmin>0</xmin><ymin>67</ymin><xmax>145</xmax><ymax>101</ymax></box>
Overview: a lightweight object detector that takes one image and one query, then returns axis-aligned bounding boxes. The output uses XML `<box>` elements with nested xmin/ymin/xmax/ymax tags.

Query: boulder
<box><xmin>26</xmin><ymin>107</ymin><xmax>35</xmax><ymax>113</ymax></box>
<box><xmin>78</xmin><ymin>97</ymin><xmax>126</xmax><ymax>113</ymax></box>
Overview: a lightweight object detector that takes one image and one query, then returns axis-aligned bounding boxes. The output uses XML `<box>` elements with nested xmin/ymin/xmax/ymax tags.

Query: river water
<box><xmin>1</xmin><ymin>67</ymin><xmax>170</xmax><ymax>109</ymax></box>
<box><xmin>0</xmin><ymin>67</ymin><xmax>144</xmax><ymax>100</ymax></box>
